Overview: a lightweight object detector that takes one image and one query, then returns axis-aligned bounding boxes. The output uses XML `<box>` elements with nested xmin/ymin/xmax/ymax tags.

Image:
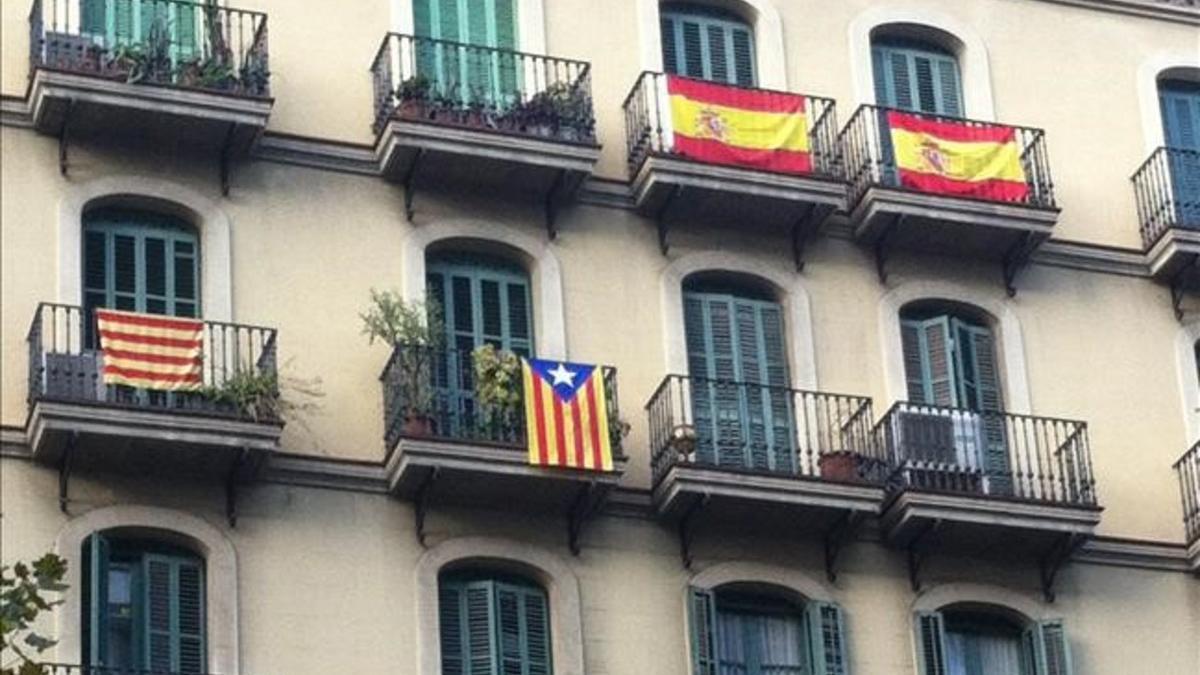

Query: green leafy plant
<box><xmin>471</xmin><ymin>345</ymin><xmax>524</xmax><ymax>438</ymax></box>
<box><xmin>513</xmin><ymin>81</ymin><xmax>594</xmax><ymax>140</ymax></box>
<box><xmin>363</xmin><ymin>291</ymin><xmax>444</xmax><ymax>428</ymax></box>
<box><xmin>1</xmin><ymin>553</ymin><xmax>67</xmax><ymax>675</ymax></box>
<box><xmin>201</xmin><ymin>368</ymin><xmax>281</xmax><ymax>422</ymax></box>
<box><xmin>397</xmin><ymin>74</ymin><xmax>433</xmax><ymax>102</ymax></box>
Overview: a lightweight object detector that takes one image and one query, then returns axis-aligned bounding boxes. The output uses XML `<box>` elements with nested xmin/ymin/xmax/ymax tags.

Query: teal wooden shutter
<box><xmin>415</xmin><ymin>0</ymin><xmax>518</xmax><ymax>105</ymax></box>
<box><xmin>661</xmin><ymin>6</ymin><xmax>755</xmax><ymax>86</ymax></box>
<box><xmin>914</xmin><ymin>612</ymin><xmax>948</xmax><ymax>675</ymax></box>
<box><xmin>83</xmin><ymin>211</ymin><xmax>200</xmax><ymax>320</ymax></box>
<box><xmin>441</xmin><ymin>578</ymin><xmax>551</xmax><ymax>675</ymax></box>
<box><xmin>954</xmin><ymin>320</ymin><xmax>1011</xmax><ymax>493</ymax></box>
<box><xmin>688</xmin><ymin>587</ymin><xmax>719</xmax><ymax>675</ymax></box>
<box><xmin>87</xmin><ymin>534</ymin><xmax>111</xmax><ymax>667</ymax></box>
<box><xmin>1032</xmin><ymin>620</ymin><xmax>1074</xmax><ymax>675</ymax></box>
<box><xmin>427</xmin><ymin>256</ymin><xmax>533</xmax><ymax>356</ymax></box>
<box><xmin>142</xmin><ymin>554</ymin><xmax>206</xmax><ymax>674</ymax></box>
<box><xmin>872</xmin><ymin>42</ymin><xmax>962</xmax><ymax>117</ymax></box>
<box><xmin>1159</xmin><ymin>81</ymin><xmax>1200</xmax><ymax>226</ymax></box>
<box><xmin>81</xmin><ymin>0</ymin><xmax>106</xmax><ymax>35</ymax></box>
<box><xmin>496</xmin><ymin>582</ymin><xmax>552</xmax><ymax>675</ymax></box>
<box><xmin>805</xmin><ymin>602</ymin><xmax>849</xmax><ymax>675</ymax></box>
<box><xmin>440</xmin><ymin>583</ymin><xmax>467</xmax><ymax>675</ymax></box>
<box><xmin>900</xmin><ymin>317</ymin><xmax>957</xmax><ymax>407</ymax></box>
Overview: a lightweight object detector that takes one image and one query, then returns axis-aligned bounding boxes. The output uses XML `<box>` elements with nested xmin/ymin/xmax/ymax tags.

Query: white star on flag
<box><xmin>548</xmin><ymin>362</ymin><xmax>577</xmax><ymax>387</ymax></box>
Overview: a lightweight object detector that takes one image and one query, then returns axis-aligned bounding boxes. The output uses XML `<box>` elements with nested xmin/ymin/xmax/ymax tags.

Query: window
<box><xmin>83</xmin><ymin>207</ymin><xmax>200</xmax><ymax>345</ymax></box>
<box><xmin>872</xmin><ymin>38</ymin><xmax>963</xmax><ymax>117</ymax></box>
<box><xmin>689</xmin><ymin>586</ymin><xmax>847</xmax><ymax>675</ymax></box>
<box><xmin>81</xmin><ymin>0</ymin><xmax>201</xmax><ymax>61</ymax></box>
<box><xmin>682</xmin><ymin>277</ymin><xmax>794</xmax><ymax>473</ymax></box>
<box><xmin>83</xmin><ymin>533</ymin><xmax>206</xmax><ymax>674</ymax></box>
<box><xmin>413</xmin><ymin>0</ymin><xmax>519</xmax><ymax>105</ymax></box>
<box><xmin>426</xmin><ymin>252</ymin><xmax>533</xmax><ymax>357</ymax></box>
<box><xmin>439</xmin><ymin>572</ymin><xmax>552</xmax><ymax>675</ymax></box>
<box><xmin>916</xmin><ymin>609</ymin><xmax>1073</xmax><ymax>675</ymax></box>
<box><xmin>1159</xmin><ymin>79</ymin><xmax>1200</xmax><ymax>225</ymax></box>
<box><xmin>660</xmin><ymin>3</ymin><xmax>755</xmax><ymax>87</ymax></box>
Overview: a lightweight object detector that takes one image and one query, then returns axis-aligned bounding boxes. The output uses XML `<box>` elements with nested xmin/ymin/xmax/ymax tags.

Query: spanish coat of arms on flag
<box><xmin>522</xmin><ymin>358</ymin><xmax>614</xmax><ymax>472</ymax></box>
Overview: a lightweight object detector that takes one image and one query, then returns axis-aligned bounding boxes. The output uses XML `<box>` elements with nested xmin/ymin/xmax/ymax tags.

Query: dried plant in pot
<box><xmin>361</xmin><ymin>289</ymin><xmax>445</xmax><ymax>437</ymax></box>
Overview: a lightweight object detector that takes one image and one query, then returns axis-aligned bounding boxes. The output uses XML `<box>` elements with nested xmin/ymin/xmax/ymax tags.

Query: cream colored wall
<box><xmin>3</xmin><ymin>460</ymin><xmax>1198</xmax><ymax>674</ymax></box>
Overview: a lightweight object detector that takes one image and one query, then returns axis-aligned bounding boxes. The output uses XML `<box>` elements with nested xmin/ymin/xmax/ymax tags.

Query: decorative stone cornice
<box><xmin>1034</xmin><ymin>0</ymin><xmax>1200</xmax><ymax>24</ymax></box>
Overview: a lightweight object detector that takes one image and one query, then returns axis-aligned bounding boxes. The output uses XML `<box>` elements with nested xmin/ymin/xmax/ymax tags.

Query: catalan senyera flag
<box><xmin>887</xmin><ymin>111</ymin><xmax>1029</xmax><ymax>201</ymax></box>
<box><xmin>522</xmin><ymin>358</ymin><xmax>614</xmax><ymax>472</ymax></box>
<box><xmin>96</xmin><ymin>309</ymin><xmax>204</xmax><ymax>391</ymax></box>
<box><xmin>667</xmin><ymin>75</ymin><xmax>811</xmax><ymax>174</ymax></box>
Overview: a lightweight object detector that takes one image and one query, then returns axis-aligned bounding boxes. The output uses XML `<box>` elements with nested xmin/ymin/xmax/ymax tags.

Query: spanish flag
<box><xmin>96</xmin><ymin>309</ymin><xmax>204</xmax><ymax>391</ymax></box>
<box><xmin>667</xmin><ymin>76</ymin><xmax>811</xmax><ymax>174</ymax></box>
<box><xmin>523</xmin><ymin>358</ymin><xmax>614</xmax><ymax>472</ymax></box>
<box><xmin>887</xmin><ymin>111</ymin><xmax>1029</xmax><ymax>202</ymax></box>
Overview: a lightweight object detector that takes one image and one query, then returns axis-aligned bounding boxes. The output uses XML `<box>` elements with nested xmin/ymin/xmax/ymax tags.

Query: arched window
<box><xmin>689</xmin><ymin>585</ymin><xmax>846</xmax><ymax>675</ymax></box>
<box><xmin>660</xmin><ymin>3</ymin><xmax>756</xmax><ymax>86</ymax></box>
<box><xmin>871</xmin><ymin>36</ymin><xmax>963</xmax><ymax>117</ymax></box>
<box><xmin>916</xmin><ymin>606</ymin><xmax>1073</xmax><ymax>675</ymax></box>
<box><xmin>82</xmin><ymin>207</ymin><xmax>199</xmax><ymax>343</ymax></box>
<box><xmin>1158</xmin><ymin>78</ymin><xmax>1200</xmax><ymax>226</ymax></box>
<box><xmin>438</xmin><ymin>570</ymin><xmax>552</xmax><ymax>675</ymax></box>
<box><xmin>82</xmin><ymin>532</ymin><xmax>206</xmax><ymax>673</ymax></box>
<box><xmin>682</xmin><ymin>274</ymin><xmax>793</xmax><ymax>473</ymax></box>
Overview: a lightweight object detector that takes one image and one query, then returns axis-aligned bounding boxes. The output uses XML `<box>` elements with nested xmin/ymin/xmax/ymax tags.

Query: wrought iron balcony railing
<box><xmin>646</xmin><ymin>374</ymin><xmax>882</xmax><ymax>487</ymax></box>
<box><xmin>381</xmin><ymin>344</ymin><xmax>621</xmax><ymax>456</ymax></box>
<box><xmin>370</xmin><ymin>33</ymin><xmax>594</xmax><ymax>142</ymax></box>
<box><xmin>28</xmin><ymin>302</ymin><xmax>279</xmax><ymax>422</ymax></box>
<box><xmin>622</xmin><ymin>71</ymin><xmax>841</xmax><ymax>180</ymax></box>
<box><xmin>29</xmin><ymin>0</ymin><xmax>270</xmax><ymax>97</ymax></box>
<box><xmin>875</xmin><ymin>402</ymin><xmax>1096</xmax><ymax>506</ymax></box>
<box><xmin>1132</xmin><ymin>146</ymin><xmax>1200</xmax><ymax>249</ymax></box>
<box><xmin>838</xmin><ymin>104</ymin><xmax>1056</xmax><ymax>211</ymax></box>
<box><xmin>1176</xmin><ymin>440</ymin><xmax>1200</xmax><ymax>544</ymax></box>
<box><xmin>18</xmin><ymin>665</ymin><xmax>218</xmax><ymax>675</ymax></box>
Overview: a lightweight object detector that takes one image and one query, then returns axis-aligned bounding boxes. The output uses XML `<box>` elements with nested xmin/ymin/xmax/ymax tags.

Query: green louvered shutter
<box><xmin>442</xmin><ymin>579</ymin><xmax>550</xmax><ymax>675</ymax></box>
<box><xmin>1159</xmin><ymin>81</ymin><xmax>1200</xmax><ymax>226</ymax></box>
<box><xmin>87</xmin><ymin>534</ymin><xmax>111</xmax><ymax>667</ymax></box>
<box><xmin>914</xmin><ymin>612</ymin><xmax>948</xmax><ymax>675</ymax></box>
<box><xmin>805</xmin><ymin>602</ymin><xmax>849</xmax><ymax>675</ymax></box>
<box><xmin>661</xmin><ymin>5</ymin><xmax>755</xmax><ymax>86</ymax></box>
<box><xmin>954</xmin><ymin>320</ymin><xmax>1011</xmax><ymax>494</ymax></box>
<box><xmin>900</xmin><ymin>317</ymin><xmax>956</xmax><ymax>407</ymax></box>
<box><xmin>113</xmin><ymin>0</ymin><xmax>135</xmax><ymax>44</ymax></box>
<box><xmin>688</xmin><ymin>587</ymin><xmax>719</xmax><ymax>675</ymax></box>
<box><xmin>81</xmin><ymin>0</ymin><xmax>106</xmax><ymax>35</ymax></box>
<box><xmin>1033</xmin><ymin>620</ymin><xmax>1074</xmax><ymax>675</ymax></box>
<box><xmin>414</xmin><ymin>0</ymin><xmax>518</xmax><ymax>105</ymax></box>
<box><xmin>496</xmin><ymin>582</ymin><xmax>552</xmax><ymax>675</ymax></box>
<box><xmin>83</xmin><ymin>210</ymin><xmax>200</xmax><ymax>320</ymax></box>
<box><xmin>872</xmin><ymin>42</ymin><xmax>962</xmax><ymax>117</ymax></box>
<box><xmin>465</xmin><ymin>582</ymin><xmax>497</xmax><ymax>675</ymax></box>
<box><xmin>143</xmin><ymin>554</ymin><xmax>206</xmax><ymax>674</ymax></box>
<box><xmin>440</xmin><ymin>583</ymin><xmax>467</xmax><ymax>675</ymax></box>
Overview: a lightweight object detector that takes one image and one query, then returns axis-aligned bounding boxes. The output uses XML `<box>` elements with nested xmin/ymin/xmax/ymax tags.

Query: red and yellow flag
<box><xmin>96</xmin><ymin>309</ymin><xmax>204</xmax><ymax>391</ymax></box>
<box><xmin>523</xmin><ymin>358</ymin><xmax>614</xmax><ymax>472</ymax></box>
<box><xmin>887</xmin><ymin>111</ymin><xmax>1029</xmax><ymax>202</ymax></box>
<box><xmin>667</xmin><ymin>75</ymin><xmax>811</xmax><ymax>174</ymax></box>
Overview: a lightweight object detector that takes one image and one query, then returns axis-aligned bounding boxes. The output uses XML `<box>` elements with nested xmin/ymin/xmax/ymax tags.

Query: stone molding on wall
<box><xmin>659</xmin><ymin>251</ymin><xmax>818</xmax><ymax>390</ymax></box>
<box><xmin>413</xmin><ymin>536</ymin><xmax>585</xmax><ymax>675</ymax></box>
<box><xmin>688</xmin><ymin>560</ymin><xmax>836</xmax><ymax>602</ymax></box>
<box><xmin>52</xmin><ymin>504</ymin><xmax>240</xmax><ymax>674</ymax></box>
<box><xmin>877</xmin><ymin>280</ymin><xmax>1033</xmax><ymax>414</ymax></box>
<box><xmin>912</xmin><ymin>581</ymin><xmax>1054</xmax><ymax>622</ymax></box>
<box><xmin>56</xmin><ymin>175</ymin><xmax>233</xmax><ymax>322</ymax></box>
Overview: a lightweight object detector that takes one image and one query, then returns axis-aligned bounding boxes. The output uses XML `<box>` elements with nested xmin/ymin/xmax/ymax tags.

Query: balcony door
<box><xmin>80</xmin><ymin>0</ymin><xmax>202</xmax><ymax>62</ymax></box>
<box><xmin>900</xmin><ymin>312</ymin><xmax>1010</xmax><ymax>494</ymax></box>
<box><xmin>413</xmin><ymin>0</ymin><xmax>519</xmax><ymax>107</ymax></box>
<box><xmin>84</xmin><ymin>534</ymin><xmax>206</xmax><ymax>674</ymax></box>
<box><xmin>1159</xmin><ymin>79</ymin><xmax>1200</xmax><ymax>226</ymax></box>
<box><xmin>660</xmin><ymin>3</ymin><xmax>756</xmax><ymax>86</ymax></box>
<box><xmin>426</xmin><ymin>253</ymin><xmax>533</xmax><ymax>437</ymax></box>
<box><xmin>872</xmin><ymin>39</ymin><xmax>963</xmax><ymax>117</ymax></box>
<box><xmin>683</xmin><ymin>283</ymin><xmax>795</xmax><ymax>473</ymax></box>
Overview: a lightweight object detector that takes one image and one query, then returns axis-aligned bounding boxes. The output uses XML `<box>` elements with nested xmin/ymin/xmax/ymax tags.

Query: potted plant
<box><xmin>669</xmin><ymin>423</ymin><xmax>698</xmax><ymax>463</ymax></box>
<box><xmin>361</xmin><ymin>289</ymin><xmax>445</xmax><ymax>437</ymax></box>
<box><xmin>200</xmin><ymin>368</ymin><xmax>281</xmax><ymax>422</ymax></box>
<box><xmin>396</xmin><ymin>74</ymin><xmax>433</xmax><ymax>120</ymax></box>
<box><xmin>471</xmin><ymin>344</ymin><xmax>523</xmax><ymax>442</ymax></box>
<box><xmin>818</xmin><ymin>450</ymin><xmax>865</xmax><ymax>483</ymax></box>
<box><xmin>515</xmin><ymin>82</ymin><xmax>593</xmax><ymax>141</ymax></box>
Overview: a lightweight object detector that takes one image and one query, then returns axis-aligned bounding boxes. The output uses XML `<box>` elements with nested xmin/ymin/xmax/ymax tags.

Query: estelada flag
<box><xmin>887</xmin><ymin>111</ymin><xmax>1029</xmax><ymax>202</ymax></box>
<box><xmin>522</xmin><ymin>358</ymin><xmax>614</xmax><ymax>472</ymax></box>
<box><xmin>96</xmin><ymin>309</ymin><xmax>204</xmax><ymax>391</ymax></box>
<box><xmin>667</xmin><ymin>75</ymin><xmax>811</xmax><ymax>174</ymax></box>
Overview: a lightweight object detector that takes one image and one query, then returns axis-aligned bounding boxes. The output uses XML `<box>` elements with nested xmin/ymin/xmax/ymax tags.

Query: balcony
<box><xmin>26</xmin><ymin>303</ymin><xmax>282</xmax><ymax>508</ymax></box>
<box><xmin>1133</xmin><ymin>148</ymin><xmax>1200</xmax><ymax>310</ymax></box>
<box><xmin>875</xmin><ymin>403</ymin><xmax>1100</xmax><ymax>596</ymax></box>
<box><xmin>381</xmin><ymin>345</ymin><xmax>626</xmax><ymax>551</ymax></box>
<box><xmin>27</xmin><ymin>0</ymin><xmax>272</xmax><ymax>176</ymax></box>
<box><xmin>623</xmin><ymin>72</ymin><xmax>846</xmax><ymax>261</ymax></box>
<box><xmin>370</xmin><ymin>34</ymin><xmax>600</xmax><ymax>228</ymax></box>
<box><xmin>1175</xmin><ymin>441</ymin><xmax>1200</xmax><ymax>572</ymax></box>
<box><xmin>29</xmin><ymin>667</ymin><xmax>222</xmax><ymax>675</ymax></box>
<box><xmin>840</xmin><ymin>106</ymin><xmax>1059</xmax><ymax>293</ymax></box>
<box><xmin>647</xmin><ymin>375</ymin><xmax>883</xmax><ymax>573</ymax></box>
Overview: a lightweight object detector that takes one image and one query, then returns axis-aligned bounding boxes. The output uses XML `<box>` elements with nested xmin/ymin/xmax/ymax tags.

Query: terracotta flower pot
<box><xmin>403</xmin><ymin>413</ymin><xmax>434</xmax><ymax>438</ymax></box>
<box><xmin>819</xmin><ymin>451</ymin><xmax>863</xmax><ymax>483</ymax></box>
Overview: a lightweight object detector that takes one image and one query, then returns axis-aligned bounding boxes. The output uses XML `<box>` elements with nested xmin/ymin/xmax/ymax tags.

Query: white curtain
<box><xmin>717</xmin><ymin>611</ymin><xmax>806</xmax><ymax>675</ymax></box>
<box><xmin>756</xmin><ymin>614</ymin><xmax>806</xmax><ymax>674</ymax></box>
<box><xmin>946</xmin><ymin>630</ymin><xmax>1024</xmax><ymax>675</ymax></box>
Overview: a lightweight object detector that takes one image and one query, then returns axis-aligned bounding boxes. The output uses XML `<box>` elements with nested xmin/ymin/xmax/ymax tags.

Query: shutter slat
<box><xmin>177</xmin><ymin>560</ymin><xmax>205</xmax><ymax>674</ymax></box>
<box><xmin>144</xmin><ymin>556</ymin><xmax>174</xmax><ymax>671</ymax></box>
<box><xmin>681</xmin><ymin>20</ymin><xmax>705</xmax><ymax>78</ymax></box>
<box><xmin>440</xmin><ymin>583</ymin><xmax>466</xmax><ymax>675</ymax></box>
<box><xmin>731</xmin><ymin>28</ymin><xmax>755</xmax><ymax>87</ymax></box>
<box><xmin>806</xmin><ymin>602</ymin><xmax>849</xmax><ymax>675</ymax></box>
<box><xmin>688</xmin><ymin>587</ymin><xmax>719</xmax><ymax>675</ymax></box>
<box><xmin>466</xmin><ymin>582</ymin><xmax>496</xmax><ymax>675</ymax></box>
<box><xmin>661</xmin><ymin>17</ymin><xmax>679</xmax><ymax>74</ymax></box>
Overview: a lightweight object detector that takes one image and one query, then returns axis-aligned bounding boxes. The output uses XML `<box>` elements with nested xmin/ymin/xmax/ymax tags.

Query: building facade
<box><xmin>2</xmin><ymin>0</ymin><xmax>1199</xmax><ymax>674</ymax></box>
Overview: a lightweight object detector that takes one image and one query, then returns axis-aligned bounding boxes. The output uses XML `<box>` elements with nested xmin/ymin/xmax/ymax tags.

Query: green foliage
<box><xmin>397</xmin><ymin>75</ymin><xmax>433</xmax><ymax>102</ymax></box>
<box><xmin>201</xmin><ymin>368</ymin><xmax>280</xmax><ymax>422</ymax></box>
<box><xmin>514</xmin><ymin>82</ymin><xmax>594</xmax><ymax>137</ymax></box>
<box><xmin>1</xmin><ymin>554</ymin><xmax>67</xmax><ymax>674</ymax></box>
<box><xmin>472</xmin><ymin>345</ymin><xmax>524</xmax><ymax>428</ymax></box>
<box><xmin>360</xmin><ymin>289</ymin><xmax>444</xmax><ymax>348</ymax></box>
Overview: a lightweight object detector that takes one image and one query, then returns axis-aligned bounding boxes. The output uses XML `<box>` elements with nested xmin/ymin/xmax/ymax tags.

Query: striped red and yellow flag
<box><xmin>96</xmin><ymin>309</ymin><xmax>204</xmax><ymax>391</ymax></box>
<box><xmin>887</xmin><ymin>111</ymin><xmax>1029</xmax><ymax>202</ymax></box>
<box><xmin>522</xmin><ymin>358</ymin><xmax>614</xmax><ymax>472</ymax></box>
<box><xmin>667</xmin><ymin>75</ymin><xmax>811</xmax><ymax>174</ymax></box>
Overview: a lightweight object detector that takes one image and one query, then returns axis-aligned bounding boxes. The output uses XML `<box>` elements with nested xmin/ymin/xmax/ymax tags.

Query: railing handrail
<box><xmin>31</xmin><ymin>0</ymin><xmax>269</xmax><ymax>22</ymax></box>
<box><xmin>644</xmin><ymin>373</ymin><xmax>874</xmax><ymax>410</ymax></box>
<box><xmin>374</xmin><ymin>31</ymin><xmax>591</xmax><ymax>70</ymax></box>
<box><xmin>382</xmin><ymin>342</ymin><xmax>617</xmax><ymax>376</ymax></box>
<box><xmin>621</xmin><ymin>70</ymin><xmax>838</xmax><ymax>110</ymax></box>
<box><xmin>872</xmin><ymin>400</ymin><xmax>1088</xmax><ymax>431</ymax></box>
<box><xmin>1174</xmin><ymin>439</ymin><xmax>1200</xmax><ymax>470</ymax></box>
<box><xmin>34</xmin><ymin>664</ymin><xmax>225</xmax><ymax>675</ymax></box>
<box><xmin>30</xmin><ymin>301</ymin><xmax>278</xmax><ymax>341</ymax></box>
